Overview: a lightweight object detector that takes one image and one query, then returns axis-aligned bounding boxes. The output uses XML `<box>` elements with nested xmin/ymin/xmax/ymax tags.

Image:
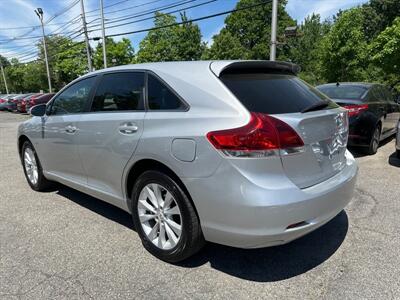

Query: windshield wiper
<box><xmin>301</xmin><ymin>100</ymin><xmax>331</xmax><ymax>113</ymax></box>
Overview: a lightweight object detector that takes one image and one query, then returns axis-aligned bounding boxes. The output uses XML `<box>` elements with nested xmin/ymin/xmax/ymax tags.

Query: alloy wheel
<box><xmin>372</xmin><ymin>127</ymin><xmax>380</xmax><ymax>153</ymax></box>
<box><xmin>137</xmin><ymin>183</ymin><xmax>182</xmax><ymax>250</ymax></box>
<box><xmin>24</xmin><ymin>148</ymin><xmax>38</xmax><ymax>185</ymax></box>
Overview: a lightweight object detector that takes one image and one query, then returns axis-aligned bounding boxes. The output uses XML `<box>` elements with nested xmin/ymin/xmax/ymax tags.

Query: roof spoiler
<box><xmin>210</xmin><ymin>60</ymin><xmax>301</xmax><ymax>77</ymax></box>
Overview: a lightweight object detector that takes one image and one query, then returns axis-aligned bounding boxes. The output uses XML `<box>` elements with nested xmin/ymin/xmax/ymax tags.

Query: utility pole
<box><xmin>270</xmin><ymin>0</ymin><xmax>278</xmax><ymax>61</ymax></box>
<box><xmin>80</xmin><ymin>0</ymin><xmax>92</xmax><ymax>72</ymax></box>
<box><xmin>99</xmin><ymin>0</ymin><xmax>107</xmax><ymax>68</ymax></box>
<box><xmin>35</xmin><ymin>8</ymin><xmax>52</xmax><ymax>93</ymax></box>
<box><xmin>0</xmin><ymin>62</ymin><xmax>9</xmax><ymax>94</ymax></box>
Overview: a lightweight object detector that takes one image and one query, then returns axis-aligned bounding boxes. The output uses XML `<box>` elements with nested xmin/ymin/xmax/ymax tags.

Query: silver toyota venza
<box><xmin>18</xmin><ymin>61</ymin><xmax>358</xmax><ymax>262</ymax></box>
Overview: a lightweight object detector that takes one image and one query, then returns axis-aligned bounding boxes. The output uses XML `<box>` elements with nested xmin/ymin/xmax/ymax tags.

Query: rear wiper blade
<box><xmin>301</xmin><ymin>100</ymin><xmax>330</xmax><ymax>113</ymax></box>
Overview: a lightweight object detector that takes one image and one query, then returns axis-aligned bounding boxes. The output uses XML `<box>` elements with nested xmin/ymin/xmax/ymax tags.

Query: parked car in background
<box><xmin>17</xmin><ymin>93</ymin><xmax>42</xmax><ymax>113</ymax></box>
<box><xmin>6</xmin><ymin>94</ymin><xmax>34</xmax><ymax>112</ymax></box>
<box><xmin>1</xmin><ymin>94</ymin><xmax>10</xmax><ymax>104</ymax></box>
<box><xmin>0</xmin><ymin>94</ymin><xmax>16</xmax><ymax>110</ymax></box>
<box><xmin>25</xmin><ymin>93</ymin><xmax>54</xmax><ymax>112</ymax></box>
<box><xmin>316</xmin><ymin>83</ymin><xmax>400</xmax><ymax>154</ymax></box>
<box><xmin>1</xmin><ymin>94</ymin><xmax>21</xmax><ymax>111</ymax></box>
<box><xmin>18</xmin><ymin>61</ymin><xmax>358</xmax><ymax>262</ymax></box>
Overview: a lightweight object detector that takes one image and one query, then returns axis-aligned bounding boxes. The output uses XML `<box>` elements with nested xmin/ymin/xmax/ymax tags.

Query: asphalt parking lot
<box><xmin>1</xmin><ymin>112</ymin><xmax>399</xmax><ymax>300</ymax></box>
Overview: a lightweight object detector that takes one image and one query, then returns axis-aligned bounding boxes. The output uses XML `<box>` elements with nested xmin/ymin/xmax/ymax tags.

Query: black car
<box><xmin>316</xmin><ymin>83</ymin><xmax>400</xmax><ymax>154</ymax></box>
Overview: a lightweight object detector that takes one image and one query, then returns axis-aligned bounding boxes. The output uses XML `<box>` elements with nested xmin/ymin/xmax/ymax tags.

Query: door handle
<box><xmin>65</xmin><ymin>125</ymin><xmax>77</xmax><ymax>134</ymax></box>
<box><xmin>118</xmin><ymin>123</ymin><xmax>138</xmax><ymax>135</ymax></box>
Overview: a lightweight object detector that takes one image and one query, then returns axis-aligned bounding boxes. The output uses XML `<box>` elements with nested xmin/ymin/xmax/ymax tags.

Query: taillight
<box><xmin>343</xmin><ymin>104</ymin><xmax>368</xmax><ymax>117</ymax></box>
<box><xmin>207</xmin><ymin>112</ymin><xmax>304</xmax><ymax>158</ymax></box>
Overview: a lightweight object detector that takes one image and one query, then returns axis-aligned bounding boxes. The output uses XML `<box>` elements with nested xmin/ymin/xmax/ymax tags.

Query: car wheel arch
<box><xmin>125</xmin><ymin>159</ymin><xmax>199</xmax><ymax>218</ymax></box>
<box><xmin>18</xmin><ymin>135</ymin><xmax>31</xmax><ymax>158</ymax></box>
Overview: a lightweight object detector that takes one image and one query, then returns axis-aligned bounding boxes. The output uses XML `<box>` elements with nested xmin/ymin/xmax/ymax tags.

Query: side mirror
<box><xmin>30</xmin><ymin>104</ymin><xmax>46</xmax><ymax>117</ymax></box>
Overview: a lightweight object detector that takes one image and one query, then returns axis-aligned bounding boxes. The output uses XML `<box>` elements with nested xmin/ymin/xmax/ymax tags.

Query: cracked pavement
<box><xmin>1</xmin><ymin>113</ymin><xmax>399</xmax><ymax>299</ymax></box>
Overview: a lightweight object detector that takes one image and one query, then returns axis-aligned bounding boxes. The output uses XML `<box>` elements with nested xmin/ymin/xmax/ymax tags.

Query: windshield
<box><xmin>317</xmin><ymin>85</ymin><xmax>367</xmax><ymax>100</ymax></box>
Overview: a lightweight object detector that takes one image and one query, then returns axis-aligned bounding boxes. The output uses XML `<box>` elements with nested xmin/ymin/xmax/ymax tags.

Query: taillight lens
<box><xmin>207</xmin><ymin>112</ymin><xmax>304</xmax><ymax>158</ymax></box>
<box><xmin>343</xmin><ymin>104</ymin><xmax>368</xmax><ymax>117</ymax></box>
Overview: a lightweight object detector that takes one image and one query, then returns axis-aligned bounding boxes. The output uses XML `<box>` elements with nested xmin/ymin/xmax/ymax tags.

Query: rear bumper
<box><xmin>184</xmin><ymin>151</ymin><xmax>358</xmax><ymax>248</ymax></box>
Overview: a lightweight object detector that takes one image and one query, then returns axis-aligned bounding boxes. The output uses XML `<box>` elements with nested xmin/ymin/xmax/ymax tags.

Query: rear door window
<box><xmin>221</xmin><ymin>73</ymin><xmax>337</xmax><ymax>114</ymax></box>
<box><xmin>91</xmin><ymin>72</ymin><xmax>144</xmax><ymax>112</ymax></box>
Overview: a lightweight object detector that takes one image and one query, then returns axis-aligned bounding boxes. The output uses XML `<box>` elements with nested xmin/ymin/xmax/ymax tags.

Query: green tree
<box><xmin>93</xmin><ymin>37</ymin><xmax>135</xmax><ymax>69</ymax></box>
<box><xmin>0</xmin><ymin>55</ymin><xmax>10</xmax><ymax>93</ymax></box>
<box><xmin>22</xmin><ymin>62</ymin><xmax>46</xmax><ymax>92</ymax></box>
<box><xmin>319</xmin><ymin>8</ymin><xmax>368</xmax><ymax>82</ymax></box>
<box><xmin>174</xmin><ymin>13</ymin><xmax>205</xmax><ymax>60</ymax></box>
<box><xmin>287</xmin><ymin>14</ymin><xmax>330</xmax><ymax>84</ymax></box>
<box><xmin>5</xmin><ymin>59</ymin><xmax>26</xmax><ymax>93</ymax></box>
<box><xmin>207</xmin><ymin>0</ymin><xmax>295</xmax><ymax>60</ymax></box>
<box><xmin>137</xmin><ymin>13</ymin><xmax>177</xmax><ymax>63</ymax></box>
<box><xmin>370</xmin><ymin>17</ymin><xmax>400</xmax><ymax>91</ymax></box>
<box><xmin>202</xmin><ymin>29</ymin><xmax>248</xmax><ymax>59</ymax></box>
<box><xmin>38</xmin><ymin>35</ymin><xmax>89</xmax><ymax>90</ymax></box>
<box><xmin>136</xmin><ymin>12</ymin><xmax>204</xmax><ymax>63</ymax></box>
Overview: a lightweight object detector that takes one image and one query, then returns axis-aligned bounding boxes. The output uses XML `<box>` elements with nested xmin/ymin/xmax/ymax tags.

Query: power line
<box><xmin>104</xmin><ymin>0</ymin><xmax>272</xmax><ymax>38</ymax></box>
<box><xmin>0</xmin><ymin>0</ymin><xmax>80</xmax><ymax>44</ymax></box>
<box><xmin>86</xmin><ymin>0</ymin><xmax>212</xmax><ymax>32</ymax></box>
<box><xmin>43</xmin><ymin>0</ymin><xmax>80</xmax><ymax>26</ymax></box>
<box><xmin>47</xmin><ymin>15</ymin><xmax>82</xmax><ymax>35</ymax></box>
<box><xmin>87</xmin><ymin>0</ymin><xmax>218</xmax><ymax>32</ymax></box>
<box><xmin>86</xmin><ymin>0</ymin><xmax>131</xmax><ymax>14</ymax></box>
<box><xmin>99</xmin><ymin>0</ymin><xmax>198</xmax><ymax>26</ymax></box>
<box><xmin>0</xmin><ymin>28</ymin><xmax>83</xmax><ymax>43</ymax></box>
<box><xmin>86</xmin><ymin>0</ymin><xmax>164</xmax><ymax>17</ymax></box>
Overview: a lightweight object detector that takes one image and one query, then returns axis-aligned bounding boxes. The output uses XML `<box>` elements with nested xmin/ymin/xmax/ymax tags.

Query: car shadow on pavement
<box><xmin>56</xmin><ymin>186</ymin><xmax>135</xmax><ymax>231</ymax></box>
<box><xmin>388</xmin><ymin>152</ymin><xmax>400</xmax><ymax>167</ymax></box>
<box><xmin>54</xmin><ymin>185</ymin><xmax>348</xmax><ymax>282</ymax></box>
<box><xmin>179</xmin><ymin>211</ymin><xmax>348</xmax><ymax>282</ymax></box>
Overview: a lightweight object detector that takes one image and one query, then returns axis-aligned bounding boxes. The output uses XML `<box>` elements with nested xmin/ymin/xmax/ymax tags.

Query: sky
<box><xmin>0</xmin><ymin>0</ymin><xmax>369</xmax><ymax>61</ymax></box>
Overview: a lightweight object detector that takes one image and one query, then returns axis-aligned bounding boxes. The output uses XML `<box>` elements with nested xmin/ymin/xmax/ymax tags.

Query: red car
<box><xmin>17</xmin><ymin>94</ymin><xmax>43</xmax><ymax>113</ymax></box>
<box><xmin>25</xmin><ymin>93</ymin><xmax>55</xmax><ymax>112</ymax></box>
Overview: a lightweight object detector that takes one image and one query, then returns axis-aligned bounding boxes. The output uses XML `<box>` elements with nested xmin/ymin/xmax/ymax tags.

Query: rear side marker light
<box><xmin>207</xmin><ymin>112</ymin><xmax>304</xmax><ymax>158</ymax></box>
<box><xmin>343</xmin><ymin>104</ymin><xmax>368</xmax><ymax>117</ymax></box>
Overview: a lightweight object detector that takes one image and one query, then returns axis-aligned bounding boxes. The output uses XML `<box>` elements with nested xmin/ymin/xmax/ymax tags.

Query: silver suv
<box><xmin>18</xmin><ymin>61</ymin><xmax>358</xmax><ymax>262</ymax></box>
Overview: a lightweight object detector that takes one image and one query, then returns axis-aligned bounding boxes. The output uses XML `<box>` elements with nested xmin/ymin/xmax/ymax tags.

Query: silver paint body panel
<box><xmin>18</xmin><ymin>61</ymin><xmax>358</xmax><ymax>248</ymax></box>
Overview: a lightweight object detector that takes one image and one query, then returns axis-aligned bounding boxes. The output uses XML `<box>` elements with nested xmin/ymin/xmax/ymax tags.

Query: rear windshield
<box><xmin>220</xmin><ymin>73</ymin><xmax>337</xmax><ymax>114</ymax></box>
<box><xmin>317</xmin><ymin>85</ymin><xmax>367</xmax><ymax>100</ymax></box>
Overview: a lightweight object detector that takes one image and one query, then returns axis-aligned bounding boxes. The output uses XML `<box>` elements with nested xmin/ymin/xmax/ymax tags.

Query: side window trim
<box><xmin>86</xmin><ymin>70</ymin><xmax>146</xmax><ymax>114</ymax></box>
<box><xmin>145</xmin><ymin>70</ymin><xmax>190</xmax><ymax>112</ymax></box>
<box><xmin>46</xmin><ymin>75</ymin><xmax>98</xmax><ymax>116</ymax></box>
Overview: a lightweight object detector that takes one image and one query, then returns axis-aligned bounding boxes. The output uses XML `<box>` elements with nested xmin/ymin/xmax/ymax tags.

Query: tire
<box><xmin>21</xmin><ymin>141</ymin><xmax>53</xmax><ymax>191</ymax></box>
<box><xmin>366</xmin><ymin>125</ymin><xmax>381</xmax><ymax>155</ymax></box>
<box><xmin>131</xmin><ymin>170</ymin><xmax>205</xmax><ymax>263</ymax></box>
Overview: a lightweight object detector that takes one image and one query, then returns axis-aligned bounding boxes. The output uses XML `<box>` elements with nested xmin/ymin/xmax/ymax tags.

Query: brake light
<box><xmin>207</xmin><ymin>112</ymin><xmax>304</xmax><ymax>158</ymax></box>
<box><xmin>343</xmin><ymin>104</ymin><xmax>368</xmax><ymax>117</ymax></box>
